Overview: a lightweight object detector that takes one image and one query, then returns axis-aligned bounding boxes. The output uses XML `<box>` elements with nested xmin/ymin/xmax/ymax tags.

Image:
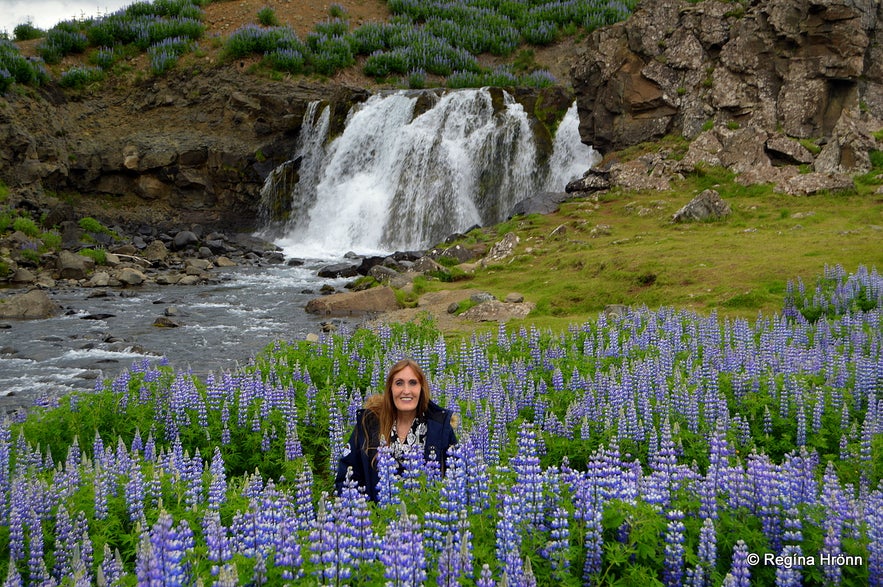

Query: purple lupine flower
<box><xmin>511</xmin><ymin>422</ymin><xmax>544</xmax><ymax>527</ymax></box>
<box><xmin>868</xmin><ymin>489</ymin><xmax>883</xmax><ymax>587</ymax></box>
<box><xmin>726</xmin><ymin>540</ymin><xmax>751</xmax><ymax>587</ymax></box>
<box><xmin>99</xmin><ymin>543</ymin><xmax>124</xmax><ymax>587</ymax></box>
<box><xmin>208</xmin><ymin>446</ymin><xmax>227</xmax><ymax>512</ymax></box>
<box><xmin>203</xmin><ymin>510</ymin><xmax>232</xmax><ymax>575</ymax></box>
<box><xmin>380</xmin><ymin>507</ymin><xmax>426</xmax><ymax>587</ymax></box>
<box><xmin>285</xmin><ymin>423</ymin><xmax>303</xmax><ymax>460</ymax></box>
<box><xmin>52</xmin><ymin>503</ymin><xmax>74</xmax><ymax>581</ymax></box>
<box><xmin>307</xmin><ymin>495</ymin><xmax>354</xmax><ymax>585</ymax></box>
<box><xmin>376</xmin><ymin>444</ymin><xmax>401</xmax><ymax>506</ymax></box>
<box><xmin>27</xmin><ymin>508</ymin><xmax>48</xmax><ymax>585</ymax></box>
<box><xmin>774</xmin><ymin>544</ymin><xmax>803</xmax><ymax>586</ymax></box>
<box><xmin>473</xmin><ymin>562</ymin><xmax>494</xmax><ymax>587</ymax></box>
<box><xmin>124</xmin><ymin>458</ymin><xmax>145</xmax><ymax>523</ymax></box>
<box><xmin>212</xmin><ymin>564</ymin><xmax>239</xmax><ymax>586</ymax></box>
<box><xmin>338</xmin><ymin>475</ymin><xmax>378</xmax><ymax>569</ymax></box>
<box><xmin>663</xmin><ymin>509</ymin><xmax>686</xmax><ymax>587</ymax></box>
<box><xmin>542</xmin><ymin>504</ymin><xmax>570</xmax><ymax>577</ymax></box>
<box><xmin>136</xmin><ymin>511</ymin><xmax>195</xmax><ymax>587</ymax></box>
<box><xmin>496</xmin><ymin>493</ymin><xmax>524</xmax><ymax>584</ymax></box>
<box><xmin>293</xmin><ymin>459</ymin><xmax>315</xmax><ymax>531</ymax></box>
<box><xmin>821</xmin><ymin>524</ymin><xmax>843</xmax><ymax>586</ymax></box>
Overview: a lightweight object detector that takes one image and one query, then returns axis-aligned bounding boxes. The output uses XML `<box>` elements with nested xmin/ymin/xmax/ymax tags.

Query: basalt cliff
<box><xmin>570</xmin><ymin>0</ymin><xmax>882</xmax><ymax>193</ymax></box>
<box><xmin>1</xmin><ymin>0</ymin><xmax>882</xmax><ymax>234</ymax></box>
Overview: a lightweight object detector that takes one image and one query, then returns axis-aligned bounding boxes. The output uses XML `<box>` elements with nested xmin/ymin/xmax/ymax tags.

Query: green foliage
<box><xmin>78</xmin><ymin>216</ymin><xmax>112</xmax><ymax>234</ymax></box>
<box><xmin>12</xmin><ymin>216</ymin><xmax>40</xmax><ymax>237</ymax></box>
<box><xmin>39</xmin><ymin>231</ymin><xmax>62</xmax><ymax>251</ymax></box>
<box><xmin>798</xmin><ymin>138</ymin><xmax>822</xmax><ymax>155</ymax></box>
<box><xmin>870</xmin><ymin>149</ymin><xmax>883</xmax><ymax>169</ymax></box>
<box><xmin>0</xmin><ymin>40</ymin><xmax>49</xmax><ymax>90</ymax></box>
<box><xmin>59</xmin><ymin>65</ymin><xmax>105</xmax><ymax>88</ymax></box>
<box><xmin>329</xmin><ymin>3</ymin><xmax>348</xmax><ymax>18</ymax></box>
<box><xmin>256</xmin><ymin>6</ymin><xmax>280</xmax><ymax>27</ymax></box>
<box><xmin>13</xmin><ymin>22</ymin><xmax>45</xmax><ymax>41</ymax></box>
<box><xmin>79</xmin><ymin>247</ymin><xmax>107</xmax><ymax>264</ymax></box>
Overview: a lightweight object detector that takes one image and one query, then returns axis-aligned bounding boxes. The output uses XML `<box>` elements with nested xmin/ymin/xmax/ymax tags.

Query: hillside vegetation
<box><xmin>1</xmin><ymin>0</ymin><xmax>632</xmax><ymax>91</ymax></box>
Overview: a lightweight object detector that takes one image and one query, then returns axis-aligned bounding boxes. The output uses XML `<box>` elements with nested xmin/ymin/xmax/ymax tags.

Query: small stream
<box><xmin>0</xmin><ymin>261</ymin><xmax>357</xmax><ymax>412</ymax></box>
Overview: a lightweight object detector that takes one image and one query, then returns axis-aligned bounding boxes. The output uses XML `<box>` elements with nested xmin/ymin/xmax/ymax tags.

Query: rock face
<box><xmin>571</xmin><ymin>0</ymin><xmax>883</xmax><ymax>174</ymax></box>
<box><xmin>0</xmin><ymin>70</ymin><xmax>369</xmax><ymax>232</ymax></box>
<box><xmin>0</xmin><ymin>290</ymin><xmax>59</xmax><ymax>319</ymax></box>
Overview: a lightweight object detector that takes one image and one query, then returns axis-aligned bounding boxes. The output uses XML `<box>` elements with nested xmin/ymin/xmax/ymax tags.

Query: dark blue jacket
<box><xmin>335</xmin><ymin>400</ymin><xmax>457</xmax><ymax>502</ymax></box>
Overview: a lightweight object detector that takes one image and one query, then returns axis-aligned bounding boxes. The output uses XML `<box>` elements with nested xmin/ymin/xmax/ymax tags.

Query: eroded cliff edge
<box><xmin>571</xmin><ymin>0</ymin><xmax>882</xmax><ymax>175</ymax></box>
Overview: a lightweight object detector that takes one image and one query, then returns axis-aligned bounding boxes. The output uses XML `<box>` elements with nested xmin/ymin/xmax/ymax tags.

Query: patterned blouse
<box><xmin>391</xmin><ymin>416</ymin><xmax>427</xmax><ymax>464</ymax></box>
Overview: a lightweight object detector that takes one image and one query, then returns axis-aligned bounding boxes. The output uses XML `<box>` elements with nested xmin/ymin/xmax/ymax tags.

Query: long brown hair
<box><xmin>361</xmin><ymin>359</ymin><xmax>431</xmax><ymax>456</ymax></box>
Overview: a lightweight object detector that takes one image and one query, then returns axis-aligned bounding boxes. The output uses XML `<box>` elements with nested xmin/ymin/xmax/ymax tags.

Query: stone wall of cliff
<box><xmin>571</xmin><ymin>0</ymin><xmax>882</xmax><ymax>173</ymax></box>
<box><xmin>0</xmin><ymin>69</ymin><xmax>369</xmax><ymax>231</ymax></box>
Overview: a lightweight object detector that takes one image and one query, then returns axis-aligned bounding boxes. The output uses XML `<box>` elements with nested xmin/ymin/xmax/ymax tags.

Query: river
<box><xmin>0</xmin><ymin>260</ymin><xmax>357</xmax><ymax>412</ymax></box>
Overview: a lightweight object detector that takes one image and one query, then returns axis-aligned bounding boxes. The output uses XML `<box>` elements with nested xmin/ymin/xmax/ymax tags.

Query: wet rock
<box><xmin>428</xmin><ymin>244</ymin><xmax>476</xmax><ymax>264</ymax></box>
<box><xmin>153</xmin><ymin>316</ymin><xmax>181</xmax><ymax>328</ymax></box>
<box><xmin>0</xmin><ymin>289</ymin><xmax>59</xmax><ymax>319</ymax></box>
<box><xmin>82</xmin><ymin>313</ymin><xmax>115</xmax><ymax>320</ymax></box>
<box><xmin>511</xmin><ymin>191</ymin><xmax>573</xmax><ymax>216</ymax></box>
<box><xmin>318</xmin><ymin>263</ymin><xmax>359</xmax><ymax>278</ymax></box>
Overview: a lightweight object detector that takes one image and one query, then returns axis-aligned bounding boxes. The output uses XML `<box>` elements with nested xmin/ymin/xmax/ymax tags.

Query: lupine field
<box><xmin>2</xmin><ymin>0</ymin><xmax>637</xmax><ymax>91</ymax></box>
<box><xmin>1</xmin><ymin>264</ymin><xmax>882</xmax><ymax>585</ymax></box>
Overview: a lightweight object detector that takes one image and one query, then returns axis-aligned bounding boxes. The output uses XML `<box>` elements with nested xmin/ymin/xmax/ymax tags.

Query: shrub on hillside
<box><xmin>59</xmin><ymin>65</ymin><xmax>105</xmax><ymax>88</ymax></box>
<box><xmin>37</xmin><ymin>26</ymin><xmax>89</xmax><ymax>64</ymax></box>
<box><xmin>257</xmin><ymin>6</ymin><xmax>281</xmax><ymax>27</ymax></box>
<box><xmin>13</xmin><ymin>22</ymin><xmax>44</xmax><ymax>41</ymax></box>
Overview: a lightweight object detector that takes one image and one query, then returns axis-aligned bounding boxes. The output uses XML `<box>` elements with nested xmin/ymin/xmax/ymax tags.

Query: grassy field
<box><xmin>423</xmin><ymin>154</ymin><xmax>883</xmax><ymax>333</ymax></box>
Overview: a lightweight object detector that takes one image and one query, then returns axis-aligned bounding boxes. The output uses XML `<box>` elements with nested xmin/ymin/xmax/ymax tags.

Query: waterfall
<box><xmin>262</xmin><ymin>88</ymin><xmax>596</xmax><ymax>257</ymax></box>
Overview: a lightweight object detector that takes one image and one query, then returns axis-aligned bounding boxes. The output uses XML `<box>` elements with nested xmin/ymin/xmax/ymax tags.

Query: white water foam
<box><xmin>263</xmin><ymin>89</ymin><xmax>597</xmax><ymax>257</ymax></box>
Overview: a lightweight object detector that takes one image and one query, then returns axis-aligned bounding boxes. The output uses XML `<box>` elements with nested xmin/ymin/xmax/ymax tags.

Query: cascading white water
<box><xmin>263</xmin><ymin>88</ymin><xmax>596</xmax><ymax>257</ymax></box>
<box><xmin>545</xmin><ymin>101</ymin><xmax>601</xmax><ymax>191</ymax></box>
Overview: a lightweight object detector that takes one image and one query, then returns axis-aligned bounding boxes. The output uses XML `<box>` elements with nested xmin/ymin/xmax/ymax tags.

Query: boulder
<box><xmin>0</xmin><ymin>290</ymin><xmax>59</xmax><ymax>319</ymax></box>
<box><xmin>143</xmin><ymin>240</ymin><xmax>169</xmax><ymax>263</ymax></box>
<box><xmin>412</xmin><ymin>256</ymin><xmax>445</xmax><ymax>273</ymax></box>
<box><xmin>318</xmin><ymin>263</ymin><xmax>359</xmax><ymax>278</ymax></box>
<box><xmin>305</xmin><ymin>286</ymin><xmax>400</xmax><ymax>316</ymax></box>
<box><xmin>779</xmin><ymin>173</ymin><xmax>855</xmax><ymax>196</ymax></box>
<box><xmin>369</xmin><ymin>265</ymin><xmax>399</xmax><ymax>283</ymax></box>
<box><xmin>565</xmin><ymin>169</ymin><xmax>611</xmax><ymax>194</ymax></box>
<box><xmin>510</xmin><ymin>191</ymin><xmax>572</xmax><ymax>217</ymax></box>
<box><xmin>460</xmin><ymin>299</ymin><xmax>535</xmax><ymax>322</ymax></box>
<box><xmin>672</xmin><ymin>190</ymin><xmax>731</xmax><ymax>223</ymax></box>
<box><xmin>116</xmin><ymin>267</ymin><xmax>146</xmax><ymax>285</ymax></box>
<box><xmin>11</xmin><ymin>268</ymin><xmax>35</xmax><ymax>283</ymax></box>
<box><xmin>172</xmin><ymin>231</ymin><xmax>199</xmax><ymax>251</ymax></box>
<box><xmin>57</xmin><ymin>250</ymin><xmax>94</xmax><ymax>280</ymax></box>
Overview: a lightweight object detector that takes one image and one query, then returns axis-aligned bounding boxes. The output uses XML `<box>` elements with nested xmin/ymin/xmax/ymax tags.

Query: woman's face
<box><xmin>390</xmin><ymin>365</ymin><xmax>421</xmax><ymax>418</ymax></box>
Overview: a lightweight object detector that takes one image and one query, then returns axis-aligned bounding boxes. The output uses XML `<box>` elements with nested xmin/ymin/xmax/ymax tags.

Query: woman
<box><xmin>335</xmin><ymin>358</ymin><xmax>457</xmax><ymax>501</ymax></box>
